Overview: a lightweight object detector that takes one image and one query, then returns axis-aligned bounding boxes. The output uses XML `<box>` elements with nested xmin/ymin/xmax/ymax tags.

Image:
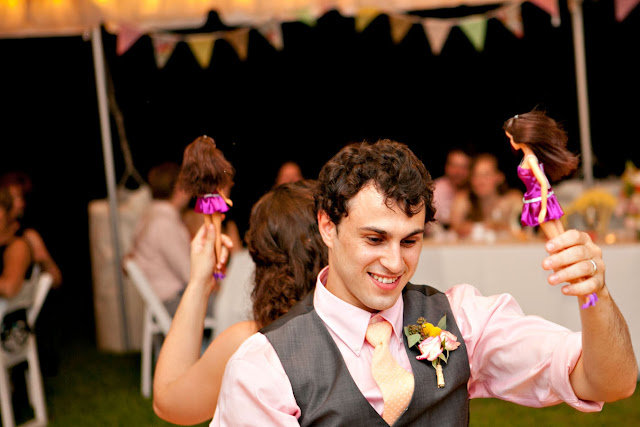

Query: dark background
<box><xmin>1</xmin><ymin>1</ymin><xmax>638</xmax><ymax>346</ymax></box>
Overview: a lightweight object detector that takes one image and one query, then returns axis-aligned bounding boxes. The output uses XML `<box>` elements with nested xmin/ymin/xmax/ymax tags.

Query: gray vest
<box><xmin>262</xmin><ymin>284</ymin><xmax>470</xmax><ymax>426</ymax></box>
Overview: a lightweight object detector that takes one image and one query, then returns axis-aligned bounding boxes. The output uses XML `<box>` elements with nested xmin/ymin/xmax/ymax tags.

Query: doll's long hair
<box><xmin>177</xmin><ymin>135</ymin><xmax>235</xmax><ymax>196</ymax></box>
<box><xmin>503</xmin><ymin>110</ymin><xmax>579</xmax><ymax>182</ymax></box>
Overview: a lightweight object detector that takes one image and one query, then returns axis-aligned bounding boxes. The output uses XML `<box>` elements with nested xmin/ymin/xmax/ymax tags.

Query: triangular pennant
<box><xmin>355</xmin><ymin>7</ymin><xmax>381</xmax><ymax>32</ymax></box>
<box><xmin>116</xmin><ymin>23</ymin><xmax>143</xmax><ymax>56</ymax></box>
<box><xmin>496</xmin><ymin>4</ymin><xmax>524</xmax><ymax>38</ymax></box>
<box><xmin>296</xmin><ymin>8</ymin><xmax>317</xmax><ymax>27</ymax></box>
<box><xmin>224</xmin><ymin>28</ymin><xmax>250</xmax><ymax>61</ymax></box>
<box><xmin>459</xmin><ymin>16</ymin><xmax>487</xmax><ymax>52</ymax></box>
<box><xmin>529</xmin><ymin>0</ymin><xmax>561</xmax><ymax>26</ymax></box>
<box><xmin>186</xmin><ymin>34</ymin><xmax>216</xmax><ymax>68</ymax></box>
<box><xmin>151</xmin><ymin>33</ymin><xmax>179</xmax><ymax>69</ymax></box>
<box><xmin>422</xmin><ymin>18</ymin><xmax>453</xmax><ymax>55</ymax></box>
<box><xmin>615</xmin><ymin>0</ymin><xmax>640</xmax><ymax>22</ymax></box>
<box><xmin>257</xmin><ymin>21</ymin><xmax>284</xmax><ymax>50</ymax></box>
<box><xmin>389</xmin><ymin>14</ymin><xmax>413</xmax><ymax>44</ymax></box>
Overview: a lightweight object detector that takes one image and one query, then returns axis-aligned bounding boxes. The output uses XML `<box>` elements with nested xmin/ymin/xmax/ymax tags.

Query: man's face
<box><xmin>319</xmin><ymin>184</ymin><xmax>425</xmax><ymax>312</ymax></box>
<box><xmin>8</xmin><ymin>185</ymin><xmax>25</xmax><ymax>220</ymax></box>
<box><xmin>444</xmin><ymin>152</ymin><xmax>471</xmax><ymax>189</ymax></box>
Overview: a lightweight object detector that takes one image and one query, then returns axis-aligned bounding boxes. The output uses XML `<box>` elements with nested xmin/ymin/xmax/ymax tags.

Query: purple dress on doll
<box><xmin>194</xmin><ymin>192</ymin><xmax>229</xmax><ymax>279</ymax></box>
<box><xmin>195</xmin><ymin>192</ymin><xmax>230</xmax><ymax>215</ymax></box>
<box><xmin>517</xmin><ymin>161</ymin><xmax>564</xmax><ymax>227</ymax></box>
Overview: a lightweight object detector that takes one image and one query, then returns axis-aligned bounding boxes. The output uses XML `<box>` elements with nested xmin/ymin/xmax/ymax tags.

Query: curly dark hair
<box><xmin>177</xmin><ymin>136</ymin><xmax>235</xmax><ymax>196</ymax></box>
<box><xmin>246</xmin><ymin>179</ymin><xmax>328</xmax><ymax>329</ymax></box>
<box><xmin>315</xmin><ymin>139</ymin><xmax>436</xmax><ymax>227</ymax></box>
<box><xmin>503</xmin><ymin>110</ymin><xmax>579</xmax><ymax>182</ymax></box>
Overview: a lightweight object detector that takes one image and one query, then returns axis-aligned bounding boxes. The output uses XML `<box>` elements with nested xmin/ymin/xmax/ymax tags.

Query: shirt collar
<box><xmin>313</xmin><ymin>266</ymin><xmax>405</xmax><ymax>356</ymax></box>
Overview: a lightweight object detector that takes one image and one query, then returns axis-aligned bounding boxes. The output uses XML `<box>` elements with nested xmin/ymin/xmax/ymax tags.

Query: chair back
<box><xmin>0</xmin><ymin>267</ymin><xmax>53</xmax><ymax>330</ymax></box>
<box><xmin>123</xmin><ymin>259</ymin><xmax>172</xmax><ymax>334</ymax></box>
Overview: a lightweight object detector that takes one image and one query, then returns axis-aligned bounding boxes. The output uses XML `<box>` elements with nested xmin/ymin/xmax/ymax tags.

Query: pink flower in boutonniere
<box><xmin>416</xmin><ymin>336</ymin><xmax>443</xmax><ymax>361</ymax></box>
<box><xmin>404</xmin><ymin>315</ymin><xmax>460</xmax><ymax>388</ymax></box>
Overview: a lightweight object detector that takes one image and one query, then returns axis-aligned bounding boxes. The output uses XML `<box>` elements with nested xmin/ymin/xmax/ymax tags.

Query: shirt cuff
<box><xmin>550</xmin><ymin>331</ymin><xmax>604</xmax><ymax>412</ymax></box>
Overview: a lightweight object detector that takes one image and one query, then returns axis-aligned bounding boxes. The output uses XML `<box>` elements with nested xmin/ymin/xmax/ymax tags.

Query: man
<box><xmin>130</xmin><ymin>162</ymin><xmax>197</xmax><ymax>315</ymax></box>
<box><xmin>433</xmin><ymin>148</ymin><xmax>472</xmax><ymax>229</ymax></box>
<box><xmin>212</xmin><ymin>140</ymin><xmax>636</xmax><ymax>426</ymax></box>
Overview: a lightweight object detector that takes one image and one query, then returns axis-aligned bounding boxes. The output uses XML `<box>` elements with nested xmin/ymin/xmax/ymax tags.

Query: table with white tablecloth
<box><xmin>413</xmin><ymin>242</ymin><xmax>640</xmax><ymax>373</ymax></box>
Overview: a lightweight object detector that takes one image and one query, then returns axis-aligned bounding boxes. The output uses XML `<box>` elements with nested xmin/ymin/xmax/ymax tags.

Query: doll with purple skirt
<box><xmin>503</xmin><ymin>110</ymin><xmax>597</xmax><ymax>309</ymax></box>
<box><xmin>178</xmin><ymin>135</ymin><xmax>235</xmax><ymax>279</ymax></box>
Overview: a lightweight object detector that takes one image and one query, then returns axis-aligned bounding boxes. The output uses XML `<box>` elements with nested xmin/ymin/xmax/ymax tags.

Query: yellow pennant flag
<box><xmin>459</xmin><ymin>16</ymin><xmax>487</xmax><ymax>52</ymax></box>
<box><xmin>224</xmin><ymin>28</ymin><xmax>250</xmax><ymax>61</ymax></box>
<box><xmin>422</xmin><ymin>18</ymin><xmax>453</xmax><ymax>56</ymax></box>
<box><xmin>355</xmin><ymin>7</ymin><xmax>380</xmax><ymax>32</ymax></box>
<box><xmin>389</xmin><ymin>14</ymin><xmax>413</xmax><ymax>44</ymax></box>
<box><xmin>496</xmin><ymin>3</ymin><xmax>524</xmax><ymax>39</ymax></box>
<box><xmin>186</xmin><ymin>34</ymin><xmax>216</xmax><ymax>68</ymax></box>
<box><xmin>151</xmin><ymin>33</ymin><xmax>179</xmax><ymax>69</ymax></box>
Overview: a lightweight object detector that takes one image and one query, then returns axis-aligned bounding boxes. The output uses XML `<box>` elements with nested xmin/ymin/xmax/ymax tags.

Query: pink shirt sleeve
<box><xmin>210</xmin><ymin>333</ymin><xmax>300</xmax><ymax>426</ymax></box>
<box><xmin>445</xmin><ymin>283</ymin><xmax>603</xmax><ymax>412</ymax></box>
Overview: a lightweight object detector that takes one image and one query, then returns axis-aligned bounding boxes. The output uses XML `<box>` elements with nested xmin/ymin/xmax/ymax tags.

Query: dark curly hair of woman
<box><xmin>246</xmin><ymin>179</ymin><xmax>328</xmax><ymax>329</ymax></box>
<box><xmin>315</xmin><ymin>139</ymin><xmax>436</xmax><ymax>227</ymax></box>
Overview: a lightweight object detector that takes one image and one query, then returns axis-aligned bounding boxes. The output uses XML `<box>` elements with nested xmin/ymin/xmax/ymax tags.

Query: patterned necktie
<box><xmin>365</xmin><ymin>315</ymin><xmax>415</xmax><ymax>425</ymax></box>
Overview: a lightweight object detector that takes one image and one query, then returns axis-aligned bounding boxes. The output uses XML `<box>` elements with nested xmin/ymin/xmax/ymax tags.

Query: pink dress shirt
<box><xmin>211</xmin><ymin>267</ymin><xmax>602</xmax><ymax>426</ymax></box>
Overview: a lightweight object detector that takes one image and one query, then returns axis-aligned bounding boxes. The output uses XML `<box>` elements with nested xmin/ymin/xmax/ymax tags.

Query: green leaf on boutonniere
<box><xmin>407</xmin><ymin>333</ymin><xmax>422</xmax><ymax>348</ymax></box>
<box><xmin>439</xmin><ymin>353</ymin><xmax>448</xmax><ymax>363</ymax></box>
<box><xmin>437</xmin><ymin>314</ymin><xmax>447</xmax><ymax>330</ymax></box>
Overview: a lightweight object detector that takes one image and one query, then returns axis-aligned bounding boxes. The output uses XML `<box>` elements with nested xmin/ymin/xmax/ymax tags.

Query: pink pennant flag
<box><xmin>151</xmin><ymin>33</ymin><xmax>179</xmax><ymax>69</ymax></box>
<box><xmin>116</xmin><ymin>23</ymin><xmax>143</xmax><ymax>56</ymax></box>
<box><xmin>257</xmin><ymin>21</ymin><xmax>284</xmax><ymax>51</ymax></box>
<box><xmin>422</xmin><ymin>18</ymin><xmax>453</xmax><ymax>55</ymax></box>
<box><xmin>529</xmin><ymin>0</ymin><xmax>560</xmax><ymax>26</ymax></box>
<box><xmin>496</xmin><ymin>4</ymin><xmax>524</xmax><ymax>38</ymax></box>
<box><xmin>615</xmin><ymin>0</ymin><xmax>640</xmax><ymax>22</ymax></box>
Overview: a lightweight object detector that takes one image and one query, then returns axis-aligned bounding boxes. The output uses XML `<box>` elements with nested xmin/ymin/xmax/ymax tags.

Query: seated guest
<box><xmin>450</xmin><ymin>153</ymin><xmax>523</xmax><ymax>240</ymax></box>
<box><xmin>129</xmin><ymin>162</ymin><xmax>211</xmax><ymax>316</ymax></box>
<box><xmin>0</xmin><ymin>171</ymin><xmax>62</xmax><ymax>288</ymax></box>
<box><xmin>0</xmin><ymin>186</ymin><xmax>32</xmax><ymax>299</ymax></box>
<box><xmin>433</xmin><ymin>147</ymin><xmax>472</xmax><ymax>229</ymax></box>
<box><xmin>274</xmin><ymin>161</ymin><xmax>304</xmax><ymax>187</ymax></box>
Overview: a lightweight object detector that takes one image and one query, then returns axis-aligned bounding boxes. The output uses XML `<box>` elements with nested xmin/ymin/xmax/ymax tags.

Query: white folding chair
<box><xmin>0</xmin><ymin>269</ymin><xmax>52</xmax><ymax>427</ymax></box>
<box><xmin>123</xmin><ymin>259</ymin><xmax>215</xmax><ymax>398</ymax></box>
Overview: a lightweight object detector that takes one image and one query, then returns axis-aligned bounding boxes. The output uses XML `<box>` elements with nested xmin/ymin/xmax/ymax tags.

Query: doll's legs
<box><xmin>211</xmin><ymin>213</ymin><xmax>223</xmax><ymax>273</ymax></box>
<box><xmin>539</xmin><ymin>218</ymin><xmax>564</xmax><ymax>239</ymax></box>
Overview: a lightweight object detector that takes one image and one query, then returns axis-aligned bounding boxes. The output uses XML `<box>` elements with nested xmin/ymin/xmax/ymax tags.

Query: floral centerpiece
<box><xmin>404</xmin><ymin>315</ymin><xmax>460</xmax><ymax>388</ymax></box>
<box><xmin>616</xmin><ymin>161</ymin><xmax>640</xmax><ymax>240</ymax></box>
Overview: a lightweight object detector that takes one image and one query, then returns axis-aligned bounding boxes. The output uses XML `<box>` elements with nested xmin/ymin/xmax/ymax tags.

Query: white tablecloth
<box><xmin>413</xmin><ymin>242</ymin><xmax>640</xmax><ymax>372</ymax></box>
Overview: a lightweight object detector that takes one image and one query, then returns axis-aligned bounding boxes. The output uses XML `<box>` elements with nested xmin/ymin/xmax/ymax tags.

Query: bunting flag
<box><xmin>615</xmin><ymin>0</ymin><xmax>640</xmax><ymax>22</ymax></box>
<box><xmin>151</xmin><ymin>33</ymin><xmax>179</xmax><ymax>69</ymax></box>
<box><xmin>389</xmin><ymin>13</ymin><xmax>413</xmax><ymax>44</ymax></box>
<box><xmin>422</xmin><ymin>18</ymin><xmax>453</xmax><ymax>55</ymax></box>
<box><xmin>496</xmin><ymin>3</ymin><xmax>524</xmax><ymax>38</ymax></box>
<box><xmin>459</xmin><ymin>16</ymin><xmax>487</xmax><ymax>52</ymax></box>
<box><xmin>224</xmin><ymin>28</ymin><xmax>250</xmax><ymax>61</ymax></box>
<box><xmin>529</xmin><ymin>0</ymin><xmax>560</xmax><ymax>26</ymax></box>
<box><xmin>186</xmin><ymin>33</ymin><xmax>216</xmax><ymax>68</ymax></box>
<box><xmin>257</xmin><ymin>20</ymin><xmax>284</xmax><ymax>50</ymax></box>
<box><xmin>355</xmin><ymin>7</ymin><xmax>381</xmax><ymax>32</ymax></box>
<box><xmin>296</xmin><ymin>7</ymin><xmax>317</xmax><ymax>27</ymax></box>
<box><xmin>116</xmin><ymin>23</ymin><xmax>143</xmax><ymax>56</ymax></box>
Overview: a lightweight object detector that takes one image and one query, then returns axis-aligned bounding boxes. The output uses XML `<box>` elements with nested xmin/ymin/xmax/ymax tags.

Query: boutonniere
<box><xmin>404</xmin><ymin>315</ymin><xmax>460</xmax><ymax>388</ymax></box>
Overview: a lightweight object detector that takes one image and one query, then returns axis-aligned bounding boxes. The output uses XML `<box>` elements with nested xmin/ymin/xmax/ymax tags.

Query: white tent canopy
<box><xmin>0</xmin><ymin>0</ymin><xmax>595</xmax><ymax>350</ymax></box>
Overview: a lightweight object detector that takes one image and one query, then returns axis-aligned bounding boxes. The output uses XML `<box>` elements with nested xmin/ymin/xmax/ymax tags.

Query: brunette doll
<box><xmin>178</xmin><ymin>136</ymin><xmax>234</xmax><ymax>279</ymax></box>
<box><xmin>503</xmin><ymin>110</ymin><xmax>597</xmax><ymax>309</ymax></box>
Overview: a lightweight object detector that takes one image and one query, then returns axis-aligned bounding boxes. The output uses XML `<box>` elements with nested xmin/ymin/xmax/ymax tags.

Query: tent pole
<box><xmin>91</xmin><ymin>25</ymin><xmax>130</xmax><ymax>351</ymax></box>
<box><xmin>569</xmin><ymin>0</ymin><xmax>594</xmax><ymax>187</ymax></box>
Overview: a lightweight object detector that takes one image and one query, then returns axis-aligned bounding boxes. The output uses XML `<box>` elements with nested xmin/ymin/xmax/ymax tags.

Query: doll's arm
<box><xmin>218</xmin><ymin>189</ymin><xmax>233</xmax><ymax>207</ymax></box>
<box><xmin>527</xmin><ymin>157</ymin><xmax>549</xmax><ymax>224</ymax></box>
